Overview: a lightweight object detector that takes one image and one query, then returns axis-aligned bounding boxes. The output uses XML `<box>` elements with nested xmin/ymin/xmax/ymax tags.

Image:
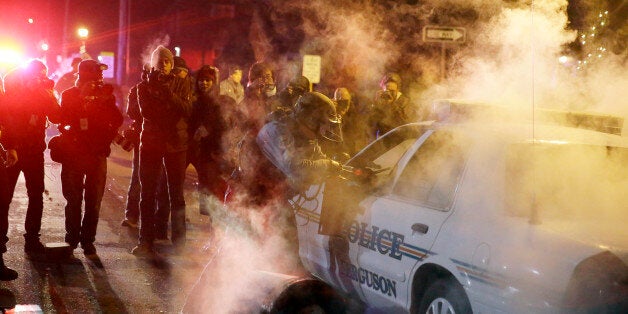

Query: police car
<box><xmin>286</xmin><ymin>101</ymin><xmax>628</xmax><ymax>313</ymax></box>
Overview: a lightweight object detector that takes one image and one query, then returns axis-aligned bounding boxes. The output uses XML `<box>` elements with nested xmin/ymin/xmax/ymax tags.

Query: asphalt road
<box><xmin>0</xmin><ymin>146</ymin><xmax>217</xmax><ymax>313</ymax></box>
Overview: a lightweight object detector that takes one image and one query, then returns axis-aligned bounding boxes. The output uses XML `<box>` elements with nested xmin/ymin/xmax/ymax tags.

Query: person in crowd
<box><xmin>57</xmin><ymin>60</ymin><xmax>123</xmax><ymax>255</ymax></box>
<box><xmin>243</xmin><ymin>61</ymin><xmax>278</xmax><ymax>117</ymax></box>
<box><xmin>225</xmin><ymin>61</ymin><xmax>282</xmax><ymax>208</ymax></box>
<box><xmin>172</xmin><ymin>56</ymin><xmax>189</xmax><ymax>79</ymax></box>
<box><xmin>332</xmin><ymin>87</ymin><xmax>370</xmax><ymax>158</ymax></box>
<box><xmin>276</xmin><ymin>75</ymin><xmax>311</xmax><ymax>113</ymax></box>
<box><xmin>153</xmin><ymin>56</ymin><xmax>194</xmax><ymax>242</ymax></box>
<box><xmin>132</xmin><ymin>46</ymin><xmax>192</xmax><ymax>256</ymax></box>
<box><xmin>2</xmin><ymin>59</ymin><xmax>60</xmax><ymax>258</ymax></box>
<box><xmin>219</xmin><ymin>65</ymin><xmax>244</xmax><ymax>105</ymax></box>
<box><xmin>54</xmin><ymin>57</ymin><xmax>82</xmax><ymax>95</ymax></box>
<box><xmin>120</xmin><ymin>65</ymin><xmax>149</xmax><ymax>229</ymax></box>
<box><xmin>0</xmin><ymin>77</ymin><xmax>19</xmax><ymax>280</ymax></box>
<box><xmin>121</xmin><ymin>65</ymin><xmax>173</xmax><ymax>240</ymax></box>
<box><xmin>368</xmin><ymin>72</ymin><xmax>415</xmax><ymax>139</ymax></box>
<box><xmin>188</xmin><ymin>65</ymin><xmax>230</xmax><ymax>220</ymax></box>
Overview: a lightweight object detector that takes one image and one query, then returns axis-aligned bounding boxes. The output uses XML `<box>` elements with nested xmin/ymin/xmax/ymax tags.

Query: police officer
<box><xmin>0</xmin><ymin>77</ymin><xmax>19</xmax><ymax>280</ymax></box>
<box><xmin>257</xmin><ymin>92</ymin><xmax>343</xmax><ymax>194</ymax></box>
<box><xmin>58</xmin><ymin>60</ymin><xmax>123</xmax><ymax>255</ymax></box>
<box><xmin>132</xmin><ymin>46</ymin><xmax>192</xmax><ymax>256</ymax></box>
<box><xmin>276</xmin><ymin>75</ymin><xmax>311</xmax><ymax>113</ymax></box>
<box><xmin>2</xmin><ymin>59</ymin><xmax>60</xmax><ymax>258</ymax></box>
<box><xmin>256</xmin><ymin>92</ymin><xmax>344</xmax><ymax>272</ymax></box>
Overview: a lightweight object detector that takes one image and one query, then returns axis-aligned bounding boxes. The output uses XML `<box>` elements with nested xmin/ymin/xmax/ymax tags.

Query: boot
<box><xmin>0</xmin><ymin>255</ymin><xmax>18</xmax><ymax>281</ymax></box>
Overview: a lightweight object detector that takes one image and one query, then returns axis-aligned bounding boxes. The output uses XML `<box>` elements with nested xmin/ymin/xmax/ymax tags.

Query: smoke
<box><xmin>249</xmin><ymin>0</ymin><xmax>626</xmax><ymax>127</ymax></box>
<box><xmin>417</xmin><ymin>0</ymin><xmax>628</xmax><ymax>125</ymax></box>
<box><xmin>182</xmin><ymin>197</ymin><xmax>303</xmax><ymax>313</ymax></box>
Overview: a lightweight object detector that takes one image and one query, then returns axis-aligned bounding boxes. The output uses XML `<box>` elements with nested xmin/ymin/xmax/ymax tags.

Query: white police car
<box><xmin>288</xmin><ymin>102</ymin><xmax>628</xmax><ymax>313</ymax></box>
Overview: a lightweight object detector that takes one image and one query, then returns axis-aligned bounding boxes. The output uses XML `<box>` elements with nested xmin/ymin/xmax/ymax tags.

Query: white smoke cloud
<box><xmin>418</xmin><ymin>0</ymin><xmax>627</xmax><ymax>128</ymax></box>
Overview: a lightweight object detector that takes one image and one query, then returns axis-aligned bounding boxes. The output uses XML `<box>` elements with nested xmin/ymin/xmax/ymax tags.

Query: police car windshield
<box><xmin>347</xmin><ymin>124</ymin><xmax>426</xmax><ymax>170</ymax></box>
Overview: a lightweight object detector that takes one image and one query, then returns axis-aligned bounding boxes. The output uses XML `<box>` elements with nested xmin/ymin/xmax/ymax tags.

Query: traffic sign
<box><xmin>422</xmin><ymin>26</ymin><xmax>466</xmax><ymax>43</ymax></box>
<box><xmin>302</xmin><ymin>54</ymin><xmax>321</xmax><ymax>84</ymax></box>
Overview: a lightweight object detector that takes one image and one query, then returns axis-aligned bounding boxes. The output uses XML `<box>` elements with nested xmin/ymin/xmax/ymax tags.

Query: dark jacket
<box><xmin>2</xmin><ymin>69</ymin><xmax>60</xmax><ymax>154</ymax></box>
<box><xmin>127</xmin><ymin>84</ymin><xmax>142</xmax><ymax>129</ymax></box>
<box><xmin>59</xmin><ymin>84</ymin><xmax>123</xmax><ymax>157</ymax></box>
<box><xmin>137</xmin><ymin>73</ymin><xmax>192</xmax><ymax>152</ymax></box>
<box><xmin>369</xmin><ymin>92</ymin><xmax>415</xmax><ymax>138</ymax></box>
<box><xmin>189</xmin><ymin>93</ymin><xmax>226</xmax><ymax>162</ymax></box>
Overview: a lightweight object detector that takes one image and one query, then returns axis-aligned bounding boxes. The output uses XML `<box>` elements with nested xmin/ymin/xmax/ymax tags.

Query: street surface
<box><xmin>0</xmin><ymin>145</ymin><xmax>216</xmax><ymax>313</ymax></box>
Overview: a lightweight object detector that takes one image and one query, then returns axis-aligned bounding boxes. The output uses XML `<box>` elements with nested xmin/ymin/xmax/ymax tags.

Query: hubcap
<box><xmin>426</xmin><ymin>297</ymin><xmax>456</xmax><ymax>314</ymax></box>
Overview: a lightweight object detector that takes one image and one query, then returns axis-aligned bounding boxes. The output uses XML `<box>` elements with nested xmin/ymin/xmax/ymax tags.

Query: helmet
<box><xmin>293</xmin><ymin>92</ymin><xmax>343</xmax><ymax>142</ymax></box>
<box><xmin>288</xmin><ymin>76</ymin><xmax>311</xmax><ymax>95</ymax></box>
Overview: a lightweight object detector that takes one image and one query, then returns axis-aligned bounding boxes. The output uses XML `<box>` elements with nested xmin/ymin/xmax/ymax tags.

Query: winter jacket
<box><xmin>59</xmin><ymin>84</ymin><xmax>123</xmax><ymax>157</ymax></box>
<box><xmin>2</xmin><ymin>69</ymin><xmax>60</xmax><ymax>155</ymax></box>
<box><xmin>189</xmin><ymin>94</ymin><xmax>225</xmax><ymax>162</ymax></box>
<box><xmin>137</xmin><ymin>73</ymin><xmax>192</xmax><ymax>153</ymax></box>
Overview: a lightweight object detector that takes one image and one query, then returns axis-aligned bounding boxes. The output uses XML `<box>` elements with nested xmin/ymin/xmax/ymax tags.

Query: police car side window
<box><xmin>392</xmin><ymin>131</ymin><xmax>466</xmax><ymax>210</ymax></box>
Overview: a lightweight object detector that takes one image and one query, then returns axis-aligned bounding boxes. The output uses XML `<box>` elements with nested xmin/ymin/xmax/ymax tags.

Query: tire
<box><xmin>417</xmin><ymin>277</ymin><xmax>472</xmax><ymax>314</ymax></box>
<box><xmin>270</xmin><ymin>280</ymin><xmax>346</xmax><ymax>314</ymax></box>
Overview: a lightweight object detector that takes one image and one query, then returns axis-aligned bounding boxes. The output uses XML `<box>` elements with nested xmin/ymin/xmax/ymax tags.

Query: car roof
<box><xmin>397</xmin><ymin>121</ymin><xmax>628</xmax><ymax>149</ymax></box>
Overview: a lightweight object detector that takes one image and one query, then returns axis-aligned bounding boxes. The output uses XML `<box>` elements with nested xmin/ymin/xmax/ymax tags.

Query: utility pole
<box><xmin>117</xmin><ymin>0</ymin><xmax>130</xmax><ymax>87</ymax></box>
<box><xmin>62</xmin><ymin>0</ymin><xmax>70</xmax><ymax>58</ymax></box>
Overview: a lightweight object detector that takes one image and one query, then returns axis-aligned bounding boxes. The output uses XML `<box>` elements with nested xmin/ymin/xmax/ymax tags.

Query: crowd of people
<box><xmin>0</xmin><ymin>45</ymin><xmax>419</xmax><ymax>281</ymax></box>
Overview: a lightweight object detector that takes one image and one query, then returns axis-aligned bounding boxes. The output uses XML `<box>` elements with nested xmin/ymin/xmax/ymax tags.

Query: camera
<box><xmin>112</xmin><ymin>133</ymin><xmax>134</xmax><ymax>152</ymax></box>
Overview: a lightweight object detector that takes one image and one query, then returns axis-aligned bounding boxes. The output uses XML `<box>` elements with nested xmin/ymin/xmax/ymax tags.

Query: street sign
<box><xmin>422</xmin><ymin>26</ymin><xmax>466</xmax><ymax>43</ymax></box>
<box><xmin>302</xmin><ymin>54</ymin><xmax>321</xmax><ymax>84</ymax></box>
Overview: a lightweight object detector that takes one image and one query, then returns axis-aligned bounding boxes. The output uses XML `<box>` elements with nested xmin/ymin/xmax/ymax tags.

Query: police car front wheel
<box><xmin>417</xmin><ymin>277</ymin><xmax>471</xmax><ymax>314</ymax></box>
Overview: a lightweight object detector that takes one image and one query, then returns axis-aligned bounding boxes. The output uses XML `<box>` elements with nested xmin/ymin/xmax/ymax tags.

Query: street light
<box><xmin>77</xmin><ymin>27</ymin><xmax>89</xmax><ymax>54</ymax></box>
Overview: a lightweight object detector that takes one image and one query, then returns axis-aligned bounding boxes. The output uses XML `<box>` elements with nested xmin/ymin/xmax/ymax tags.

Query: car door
<box><xmin>355</xmin><ymin>129</ymin><xmax>469</xmax><ymax>309</ymax></box>
<box><xmin>293</xmin><ymin>125</ymin><xmax>431</xmax><ymax>301</ymax></box>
